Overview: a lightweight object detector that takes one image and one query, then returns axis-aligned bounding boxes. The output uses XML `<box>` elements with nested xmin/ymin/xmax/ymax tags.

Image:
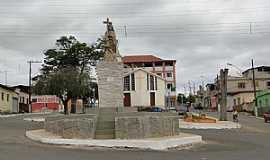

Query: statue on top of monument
<box><xmin>103</xmin><ymin>18</ymin><xmax>122</xmax><ymax>62</ymax></box>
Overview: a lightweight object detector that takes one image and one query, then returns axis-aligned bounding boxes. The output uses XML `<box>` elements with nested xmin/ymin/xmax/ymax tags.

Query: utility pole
<box><xmin>193</xmin><ymin>82</ymin><xmax>196</xmax><ymax>95</ymax></box>
<box><xmin>27</xmin><ymin>60</ymin><xmax>42</xmax><ymax>113</ymax></box>
<box><xmin>249</xmin><ymin>22</ymin><xmax>252</xmax><ymax>34</ymax></box>
<box><xmin>188</xmin><ymin>81</ymin><xmax>192</xmax><ymax>95</ymax></box>
<box><xmin>252</xmin><ymin>59</ymin><xmax>257</xmax><ymax>116</ymax></box>
<box><xmin>219</xmin><ymin>69</ymin><xmax>228</xmax><ymax>121</ymax></box>
<box><xmin>124</xmin><ymin>25</ymin><xmax>128</xmax><ymax>38</ymax></box>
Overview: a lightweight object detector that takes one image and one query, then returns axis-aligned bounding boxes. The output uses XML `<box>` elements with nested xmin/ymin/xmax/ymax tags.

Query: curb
<box><xmin>179</xmin><ymin>120</ymin><xmax>241</xmax><ymax>129</ymax></box>
<box><xmin>23</xmin><ymin>118</ymin><xmax>45</xmax><ymax>122</ymax></box>
<box><xmin>0</xmin><ymin>112</ymin><xmax>53</xmax><ymax>118</ymax></box>
<box><xmin>26</xmin><ymin>130</ymin><xmax>203</xmax><ymax>151</ymax></box>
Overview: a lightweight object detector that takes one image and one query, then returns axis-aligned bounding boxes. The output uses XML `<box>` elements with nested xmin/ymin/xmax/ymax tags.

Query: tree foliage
<box><xmin>177</xmin><ymin>93</ymin><xmax>187</xmax><ymax>104</ymax></box>
<box><xmin>41</xmin><ymin>36</ymin><xmax>104</xmax><ymax>75</ymax></box>
<box><xmin>187</xmin><ymin>95</ymin><xmax>196</xmax><ymax>103</ymax></box>
<box><xmin>33</xmin><ymin>36</ymin><xmax>104</xmax><ymax>104</ymax></box>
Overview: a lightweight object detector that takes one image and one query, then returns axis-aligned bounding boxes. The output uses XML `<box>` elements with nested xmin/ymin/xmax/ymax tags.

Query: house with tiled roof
<box><xmin>0</xmin><ymin>84</ymin><xmax>19</xmax><ymax>113</ymax></box>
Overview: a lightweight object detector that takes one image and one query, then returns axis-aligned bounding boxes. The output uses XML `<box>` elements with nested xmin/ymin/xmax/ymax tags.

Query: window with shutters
<box><xmin>238</xmin><ymin>82</ymin><xmax>245</xmax><ymax>89</ymax></box>
<box><xmin>167</xmin><ymin>72</ymin><xmax>172</xmax><ymax>78</ymax></box>
<box><xmin>131</xmin><ymin>73</ymin><xmax>135</xmax><ymax>91</ymax></box>
<box><xmin>267</xmin><ymin>81</ymin><xmax>270</xmax><ymax>88</ymax></box>
<box><xmin>124</xmin><ymin>76</ymin><xmax>130</xmax><ymax>91</ymax></box>
<box><xmin>150</xmin><ymin>75</ymin><xmax>155</xmax><ymax>90</ymax></box>
<box><xmin>147</xmin><ymin>74</ymin><xmax>149</xmax><ymax>90</ymax></box>
<box><xmin>155</xmin><ymin>77</ymin><xmax>158</xmax><ymax>90</ymax></box>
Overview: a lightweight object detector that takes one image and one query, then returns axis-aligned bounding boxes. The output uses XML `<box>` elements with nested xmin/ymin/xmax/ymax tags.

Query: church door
<box><xmin>150</xmin><ymin>92</ymin><xmax>155</xmax><ymax>106</ymax></box>
<box><xmin>124</xmin><ymin>93</ymin><xmax>131</xmax><ymax>107</ymax></box>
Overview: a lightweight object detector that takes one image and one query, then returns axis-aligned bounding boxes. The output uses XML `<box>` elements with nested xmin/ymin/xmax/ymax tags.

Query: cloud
<box><xmin>0</xmin><ymin>0</ymin><xmax>269</xmax><ymax>93</ymax></box>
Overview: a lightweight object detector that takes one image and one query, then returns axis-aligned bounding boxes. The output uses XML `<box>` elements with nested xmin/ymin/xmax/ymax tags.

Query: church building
<box><xmin>123</xmin><ymin>68</ymin><xmax>166</xmax><ymax>108</ymax></box>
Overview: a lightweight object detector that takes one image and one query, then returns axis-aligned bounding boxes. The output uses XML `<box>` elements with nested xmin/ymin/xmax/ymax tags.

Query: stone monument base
<box><xmin>96</xmin><ymin>61</ymin><xmax>124</xmax><ymax>108</ymax></box>
<box><xmin>42</xmin><ymin>109</ymin><xmax>180</xmax><ymax>140</ymax></box>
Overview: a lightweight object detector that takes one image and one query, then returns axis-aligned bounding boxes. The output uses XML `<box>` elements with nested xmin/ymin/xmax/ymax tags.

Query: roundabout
<box><xmin>26</xmin><ymin>129</ymin><xmax>202</xmax><ymax>151</ymax></box>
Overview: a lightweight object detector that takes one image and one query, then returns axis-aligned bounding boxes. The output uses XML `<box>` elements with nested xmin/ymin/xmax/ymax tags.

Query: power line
<box><xmin>0</xmin><ymin>5</ymin><xmax>270</xmax><ymax>16</ymax></box>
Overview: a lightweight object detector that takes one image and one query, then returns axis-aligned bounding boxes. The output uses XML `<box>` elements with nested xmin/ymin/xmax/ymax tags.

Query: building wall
<box><xmin>123</xmin><ymin>60</ymin><xmax>176</xmax><ymax>98</ymax></box>
<box><xmin>214</xmin><ymin>93</ymin><xmax>254</xmax><ymax>111</ymax></box>
<box><xmin>256</xmin><ymin>91</ymin><xmax>270</xmax><ymax>115</ymax></box>
<box><xmin>125</xmin><ymin>70</ymin><xmax>166</xmax><ymax>108</ymax></box>
<box><xmin>18</xmin><ymin>92</ymin><xmax>29</xmax><ymax>105</ymax></box>
<box><xmin>257</xmin><ymin>91</ymin><xmax>270</xmax><ymax>107</ymax></box>
<box><xmin>243</xmin><ymin>68</ymin><xmax>270</xmax><ymax>79</ymax></box>
<box><xmin>31</xmin><ymin>95</ymin><xmax>61</xmax><ymax>112</ymax></box>
<box><xmin>0</xmin><ymin>87</ymin><xmax>18</xmax><ymax>113</ymax></box>
<box><xmin>227</xmin><ymin>78</ymin><xmax>269</xmax><ymax>93</ymax></box>
<box><xmin>18</xmin><ymin>92</ymin><xmax>29</xmax><ymax>113</ymax></box>
<box><xmin>232</xmin><ymin>92</ymin><xmax>254</xmax><ymax>105</ymax></box>
<box><xmin>225</xmin><ymin>76</ymin><xmax>270</xmax><ymax>109</ymax></box>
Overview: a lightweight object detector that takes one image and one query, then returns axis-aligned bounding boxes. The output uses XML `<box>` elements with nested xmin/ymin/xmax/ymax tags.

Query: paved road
<box><xmin>0</xmin><ymin>113</ymin><xmax>269</xmax><ymax>160</ymax></box>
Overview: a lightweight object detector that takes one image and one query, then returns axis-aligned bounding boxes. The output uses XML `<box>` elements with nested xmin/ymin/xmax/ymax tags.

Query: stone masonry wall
<box><xmin>96</xmin><ymin>61</ymin><xmax>124</xmax><ymax>108</ymax></box>
<box><xmin>45</xmin><ymin>115</ymin><xmax>97</xmax><ymax>139</ymax></box>
<box><xmin>115</xmin><ymin>115</ymin><xmax>180</xmax><ymax>139</ymax></box>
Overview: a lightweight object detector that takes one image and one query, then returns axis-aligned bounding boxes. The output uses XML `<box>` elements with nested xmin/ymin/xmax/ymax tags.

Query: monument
<box><xmin>96</xmin><ymin>18</ymin><xmax>124</xmax><ymax>109</ymax></box>
<box><xmin>26</xmin><ymin>19</ymin><xmax>199</xmax><ymax>149</ymax></box>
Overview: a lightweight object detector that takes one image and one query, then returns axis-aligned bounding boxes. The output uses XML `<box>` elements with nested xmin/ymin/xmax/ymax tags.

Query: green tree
<box><xmin>177</xmin><ymin>93</ymin><xmax>187</xmax><ymax>104</ymax></box>
<box><xmin>187</xmin><ymin>95</ymin><xmax>196</xmax><ymax>103</ymax></box>
<box><xmin>41</xmin><ymin>36</ymin><xmax>104</xmax><ymax>75</ymax></box>
<box><xmin>33</xmin><ymin>36</ymin><xmax>104</xmax><ymax>113</ymax></box>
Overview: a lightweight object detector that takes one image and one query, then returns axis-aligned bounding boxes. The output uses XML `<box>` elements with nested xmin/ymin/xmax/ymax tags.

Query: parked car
<box><xmin>138</xmin><ymin>106</ymin><xmax>165</xmax><ymax>112</ymax></box>
<box><xmin>177</xmin><ymin>105</ymin><xmax>188</xmax><ymax>116</ymax></box>
<box><xmin>263</xmin><ymin>111</ymin><xmax>270</xmax><ymax>123</ymax></box>
<box><xmin>168</xmin><ymin>107</ymin><xmax>177</xmax><ymax>112</ymax></box>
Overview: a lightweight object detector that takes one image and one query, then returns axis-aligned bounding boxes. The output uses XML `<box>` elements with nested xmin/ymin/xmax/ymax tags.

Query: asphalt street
<box><xmin>0</xmin><ymin>113</ymin><xmax>269</xmax><ymax>160</ymax></box>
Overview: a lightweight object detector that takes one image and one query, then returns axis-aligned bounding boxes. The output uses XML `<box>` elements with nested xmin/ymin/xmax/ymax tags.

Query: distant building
<box><xmin>31</xmin><ymin>95</ymin><xmax>60</xmax><ymax>113</ymax></box>
<box><xmin>205</xmin><ymin>83</ymin><xmax>218</xmax><ymax>109</ymax></box>
<box><xmin>0</xmin><ymin>84</ymin><xmax>19</xmax><ymax>113</ymax></box>
<box><xmin>12</xmin><ymin>85</ymin><xmax>30</xmax><ymax>113</ymax></box>
<box><xmin>123</xmin><ymin>68</ymin><xmax>166</xmax><ymax>108</ymax></box>
<box><xmin>227</xmin><ymin>66</ymin><xmax>270</xmax><ymax>111</ymax></box>
<box><xmin>210</xmin><ymin>66</ymin><xmax>270</xmax><ymax>111</ymax></box>
<box><xmin>123</xmin><ymin>55</ymin><xmax>176</xmax><ymax>107</ymax></box>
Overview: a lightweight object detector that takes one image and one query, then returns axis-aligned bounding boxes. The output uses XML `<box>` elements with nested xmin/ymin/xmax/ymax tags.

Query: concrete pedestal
<box><xmin>96</xmin><ymin>61</ymin><xmax>124</xmax><ymax>108</ymax></box>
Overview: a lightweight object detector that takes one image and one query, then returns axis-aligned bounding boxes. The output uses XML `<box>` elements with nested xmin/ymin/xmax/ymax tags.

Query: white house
<box><xmin>123</xmin><ymin>68</ymin><xmax>166</xmax><ymax>109</ymax></box>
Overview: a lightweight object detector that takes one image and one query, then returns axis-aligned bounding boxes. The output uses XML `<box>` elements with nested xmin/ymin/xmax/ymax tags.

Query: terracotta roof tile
<box><xmin>123</xmin><ymin>55</ymin><xmax>175</xmax><ymax>63</ymax></box>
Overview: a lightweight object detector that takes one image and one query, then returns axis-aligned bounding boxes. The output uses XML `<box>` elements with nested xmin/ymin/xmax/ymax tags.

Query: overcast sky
<box><xmin>0</xmin><ymin>0</ymin><xmax>270</xmax><ymax>93</ymax></box>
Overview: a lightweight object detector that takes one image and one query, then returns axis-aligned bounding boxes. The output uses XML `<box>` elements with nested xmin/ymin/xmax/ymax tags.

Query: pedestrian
<box><xmin>233</xmin><ymin>109</ymin><xmax>238</xmax><ymax>122</ymax></box>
